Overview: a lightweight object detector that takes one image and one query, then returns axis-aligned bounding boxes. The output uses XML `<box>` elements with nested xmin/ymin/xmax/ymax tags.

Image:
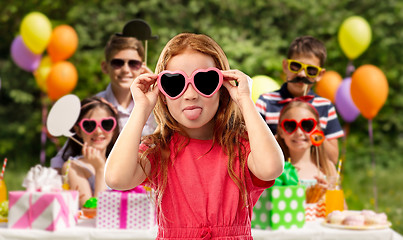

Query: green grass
<box><xmin>343</xmin><ymin>164</ymin><xmax>403</xmax><ymax>235</ymax></box>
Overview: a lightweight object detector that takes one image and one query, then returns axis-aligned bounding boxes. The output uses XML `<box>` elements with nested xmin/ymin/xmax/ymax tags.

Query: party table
<box><xmin>0</xmin><ymin>219</ymin><xmax>402</xmax><ymax>240</ymax></box>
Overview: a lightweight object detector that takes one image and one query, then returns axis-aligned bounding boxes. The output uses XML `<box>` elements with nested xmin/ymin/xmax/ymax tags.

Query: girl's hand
<box><xmin>221</xmin><ymin>70</ymin><xmax>253</xmax><ymax>106</ymax></box>
<box><xmin>82</xmin><ymin>143</ymin><xmax>105</xmax><ymax>171</ymax></box>
<box><xmin>130</xmin><ymin>73</ymin><xmax>159</xmax><ymax>109</ymax></box>
<box><xmin>315</xmin><ymin>175</ymin><xmax>329</xmax><ymax>190</ymax></box>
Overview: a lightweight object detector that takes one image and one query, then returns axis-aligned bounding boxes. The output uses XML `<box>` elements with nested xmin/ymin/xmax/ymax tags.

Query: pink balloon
<box><xmin>335</xmin><ymin>77</ymin><xmax>360</xmax><ymax>123</ymax></box>
<box><xmin>10</xmin><ymin>35</ymin><xmax>41</xmax><ymax>72</ymax></box>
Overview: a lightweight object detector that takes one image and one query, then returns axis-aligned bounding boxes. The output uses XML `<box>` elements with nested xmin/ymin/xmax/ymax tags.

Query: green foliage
<box><xmin>0</xmin><ymin>0</ymin><xmax>402</xmax><ymax>234</ymax></box>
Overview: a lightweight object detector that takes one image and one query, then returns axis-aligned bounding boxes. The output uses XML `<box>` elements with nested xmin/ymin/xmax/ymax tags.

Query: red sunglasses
<box><xmin>110</xmin><ymin>58</ymin><xmax>142</xmax><ymax>71</ymax></box>
<box><xmin>280</xmin><ymin>118</ymin><xmax>317</xmax><ymax>134</ymax></box>
<box><xmin>157</xmin><ymin>67</ymin><xmax>223</xmax><ymax>100</ymax></box>
<box><xmin>79</xmin><ymin>117</ymin><xmax>117</xmax><ymax>135</ymax></box>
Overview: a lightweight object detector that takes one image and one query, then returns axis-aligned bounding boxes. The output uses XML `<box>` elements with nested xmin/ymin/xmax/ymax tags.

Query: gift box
<box><xmin>96</xmin><ymin>189</ymin><xmax>156</xmax><ymax>229</ymax></box>
<box><xmin>8</xmin><ymin>190</ymin><xmax>79</xmax><ymax>231</ymax></box>
<box><xmin>8</xmin><ymin>165</ymin><xmax>79</xmax><ymax>231</ymax></box>
<box><xmin>252</xmin><ymin>162</ymin><xmax>305</xmax><ymax>230</ymax></box>
<box><xmin>252</xmin><ymin>185</ymin><xmax>305</xmax><ymax>230</ymax></box>
<box><xmin>305</xmin><ymin>199</ymin><xmax>326</xmax><ymax>221</ymax></box>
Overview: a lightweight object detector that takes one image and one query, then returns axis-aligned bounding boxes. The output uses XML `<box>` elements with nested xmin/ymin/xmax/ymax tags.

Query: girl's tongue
<box><xmin>183</xmin><ymin>107</ymin><xmax>202</xmax><ymax>120</ymax></box>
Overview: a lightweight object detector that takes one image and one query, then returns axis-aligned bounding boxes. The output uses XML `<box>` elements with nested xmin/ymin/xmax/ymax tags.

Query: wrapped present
<box><xmin>96</xmin><ymin>187</ymin><xmax>156</xmax><ymax>229</ymax></box>
<box><xmin>8</xmin><ymin>165</ymin><xmax>78</xmax><ymax>231</ymax></box>
<box><xmin>252</xmin><ymin>162</ymin><xmax>305</xmax><ymax>230</ymax></box>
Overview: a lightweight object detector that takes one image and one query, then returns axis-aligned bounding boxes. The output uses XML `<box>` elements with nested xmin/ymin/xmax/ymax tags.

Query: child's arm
<box><xmin>104</xmin><ymin>73</ymin><xmax>159</xmax><ymax>190</ymax></box>
<box><xmin>222</xmin><ymin>70</ymin><xmax>284</xmax><ymax>181</ymax></box>
<box><xmin>82</xmin><ymin>143</ymin><xmax>107</xmax><ymax>198</ymax></box>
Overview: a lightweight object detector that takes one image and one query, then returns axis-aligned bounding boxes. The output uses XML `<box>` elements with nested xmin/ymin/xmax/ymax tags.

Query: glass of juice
<box><xmin>325</xmin><ymin>176</ymin><xmax>344</xmax><ymax>216</ymax></box>
<box><xmin>0</xmin><ymin>179</ymin><xmax>7</xmax><ymax>203</ymax></box>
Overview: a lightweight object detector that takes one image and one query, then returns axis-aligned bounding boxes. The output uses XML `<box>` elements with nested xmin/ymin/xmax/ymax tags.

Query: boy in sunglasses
<box><xmin>61</xmin><ymin>97</ymin><xmax>120</xmax><ymax>207</ymax></box>
<box><xmin>256</xmin><ymin>36</ymin><xmax>344</xmax><ymax>164</ymax></box>
<box><xmin>51</xmin><ymin>34</ymin><xmax>157</xmax><ymax>172</ymax></box>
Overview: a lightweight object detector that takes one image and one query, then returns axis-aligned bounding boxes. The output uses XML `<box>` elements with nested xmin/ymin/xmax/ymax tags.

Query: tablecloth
<box><xmin>0</xmin><ymin>219</ymin><xmax>402</xmax><ymax>240</ymax></box>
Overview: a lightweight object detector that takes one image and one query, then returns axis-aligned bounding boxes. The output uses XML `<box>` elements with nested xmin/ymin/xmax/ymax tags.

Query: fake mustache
<box><xmin>287</xmin><ymin>77</ymin><xmax>314</xmax><ymax>85</ymax></box>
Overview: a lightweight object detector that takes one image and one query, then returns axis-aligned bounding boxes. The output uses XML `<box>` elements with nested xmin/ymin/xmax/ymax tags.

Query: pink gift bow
<box><xmin>112</xmin><ymin>186</ymin><xmax>147</xmax><ymax>229</ymax></box>
<box><xmin>9</xmin><ymin>191</ymin><xmax>78</xmax><ymax>230</ymax></box>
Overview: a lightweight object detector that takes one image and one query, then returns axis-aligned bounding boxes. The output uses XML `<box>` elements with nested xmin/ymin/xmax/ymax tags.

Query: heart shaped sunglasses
<box><xmin>280</xmin><ymin>118</ymin><xmax>317</xmax><ymax>134</ymax></box>
<box><xmin>79</xmin><ymin>117</ymin><xmax>117</xmax><ymax>135</ymax></box>
<box><xmin>157</xmin><ymin>67</ymin><xmax>223</xmax><ymax>100</ymax></box>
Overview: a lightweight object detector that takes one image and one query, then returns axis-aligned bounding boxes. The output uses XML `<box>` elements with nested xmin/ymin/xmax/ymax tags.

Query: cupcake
<box><xmin>82</xmin><ymin>197</ymin><xmax>97</xmax><ymax>219</ymax></box>
<box><xmin>0</xmin><ymin>200</ymin><xmax>8</xmax><ymax>223</ymax></box>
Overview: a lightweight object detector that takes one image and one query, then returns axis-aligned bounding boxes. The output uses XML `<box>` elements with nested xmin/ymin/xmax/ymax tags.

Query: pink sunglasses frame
<box><xmin>157</xmin><ymin>67</ymin><xmax>223</xmax><ymax>100</ymax></box>
<box><xmin>79</xmin><ymin>117</ymin><xmax>117</xmax><ymax>135</ymax></box>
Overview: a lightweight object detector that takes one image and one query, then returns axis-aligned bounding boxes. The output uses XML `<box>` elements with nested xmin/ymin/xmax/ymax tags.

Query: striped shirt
<box><xmin>255</xmin><ymin>83</ymin><xmax>344</xmax><ymax>140</ymax></box>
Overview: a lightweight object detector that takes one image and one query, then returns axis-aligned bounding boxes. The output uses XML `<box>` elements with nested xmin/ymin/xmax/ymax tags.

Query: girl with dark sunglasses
<box><xmin>276</xmin><ymin>100</ymin><xmax>337</xmax><ymax>187</ymax></box>
<box><xmin>61</xmin><ymin>97</ymin><xmax>120</xmax><ymax>207</ymax></box>
<box><xmin>105</xmin><ymin>33</ymin><xmax>284</xmax><ymax>238</ymax></box>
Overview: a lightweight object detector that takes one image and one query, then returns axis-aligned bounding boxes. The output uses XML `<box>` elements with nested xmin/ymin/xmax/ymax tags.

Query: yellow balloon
<box><xmin>251</xmin><ymin>75</ymin><xmax>280</xmax><ymax>103</ymax></box>
<box><xmin>338</xmin><ymin>16</ymin><xmax>371</xmax><ymax>60</ymax></box>
<box><xmin>20</xmin><ymin>12</ymin><xmax>52</xmax><ymax>54</ymax></box>
<box><xmin>34</xmin><ymin>56</ymin><xmax>52</xmax><ymax>92</ymax></box>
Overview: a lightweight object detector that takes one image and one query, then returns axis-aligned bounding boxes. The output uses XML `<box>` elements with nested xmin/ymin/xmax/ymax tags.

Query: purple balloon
<box><xmin>10</xmin><ymin>35</ymin><xmax>41</xmax><ymax>72</ymax></box>
<box><xmin>335</xmin><ymin>77</ymin><xmax>360</xmax><ymax>123</ymax></box>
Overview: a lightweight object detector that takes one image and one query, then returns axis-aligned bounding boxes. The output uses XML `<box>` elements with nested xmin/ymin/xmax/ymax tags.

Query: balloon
<box><xmin>335</xmin><ymin>78</ymin><xmax>360</xmax><ymax>123</ymax></box>
<box><xmin>20</xmin><ymin>12</ymin><xmax>52</xmax><ymax>54</ymax></box>
<box><xmin>251</xmin><ymin>75</ymin><xmax>280</xmax><ymax>103</ymax></box>
<box><xmin>47</xmin><ymin>25</ymin><xmax>79</xmax><ymax>62</ymax></box>
<box><xmin>47</xmin><ymin>94</ymin><xmax>81</xmax><ymax>137</ymax></box>
<box><xmin>47</xmin><ymin>61</ymin><xmax>78</xmax><ymax>101</ymax></box>
<box><xmin>351</xmin><ymin>65</ymin><xmax>388</xmax><ymax>120</ymax></box>
<box><xmin>315</xmin><ymin>71</ymin><xmax>342</xmax><ymax>103</ymax></box>
<box><xmin>338</xmin><ymin>16</ymin><xmax>372</xmax><ymax>60</ymax></box>
<box><xmin>33</xmin><ymin>56</ymin><xmax>53</xmax><ymax>92</ymax></box>
<box><xmin>10</xmin><ymin>36</ymin><xmax>41</xmax><ymax>72</ymax></box>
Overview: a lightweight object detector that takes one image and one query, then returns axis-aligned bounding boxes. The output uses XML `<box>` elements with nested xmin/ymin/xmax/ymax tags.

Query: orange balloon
<box><xmin>47</xmin><ymin>61</ymin><xmax>78</xmax><ymax>101</ymax></box>
<box><xmin>315</xmin><ymin>71</ymin><xmax>342</xmax><ymax>103</ymax></box>
<box><xmin>351</xmin><ymin>65</ymin><xmax>388</xmax><ymax>119</ymax></box>
<box><xmin>47</xmin><ymin>25</ymin><xmax>78</xmax><ymax>62</ymax></box>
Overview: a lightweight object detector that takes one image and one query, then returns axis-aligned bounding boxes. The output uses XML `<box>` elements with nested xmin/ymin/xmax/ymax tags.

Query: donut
<box><xmin>365</xmin><ymin>213</ymin><xmax>388</xmax><ymax>225</ymax></box>
<box><xmin>326</xmin><ymin>210</ymin><xmax>346</xmax><ymax>224</ymax></box>
<box><xmin>342</xmin><ymin>214</ymin><xmax>365</xmax><ymax>226</ymax></box>
<box><xmin>361</xmin><ymin>209</ymin><xmax>376</xmax><ymax>217</ymax></box>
